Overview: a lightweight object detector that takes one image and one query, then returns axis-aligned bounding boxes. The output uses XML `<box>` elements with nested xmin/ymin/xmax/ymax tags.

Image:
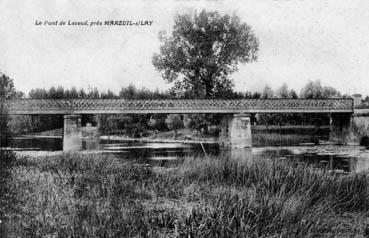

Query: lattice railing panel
<box><xmin>5</xmin><ymin>98</ymin><xmax>354</xmax><ymax>114</ymax></box>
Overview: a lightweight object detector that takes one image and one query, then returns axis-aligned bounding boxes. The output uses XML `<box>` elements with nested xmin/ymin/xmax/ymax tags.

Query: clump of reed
<box><xmin>251</xmin><ymin>126</ymin><xmax>330</xmax><ymax>146</ymax></box>
<box><xmin>170</xmin><ymin>155</ymin><xmax>369</xmax><ymax>236</ymax></box>
<box><xmin>7</xmin><ymin>153</ymin><xmax>162</xmax><ymax>237</ymax></box>
<box><xmin>176</xmin><ymin>156</ymin><xmax>369</xmax><ymax>211</ymax></box>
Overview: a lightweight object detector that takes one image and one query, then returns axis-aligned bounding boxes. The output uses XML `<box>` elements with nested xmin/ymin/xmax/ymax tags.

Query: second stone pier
<box><xmin>63</xmin><ymin>115</ymin><xmax>82</xmax><ymax>151</ymax></box>
<box><xmin>219</xmin><ymin>114</ymin><xmax>252</xmax><ymax>148</ymax></box>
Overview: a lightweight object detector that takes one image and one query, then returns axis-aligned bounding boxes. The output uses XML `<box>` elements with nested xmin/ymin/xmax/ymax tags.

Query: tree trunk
<box><xmin>174</xmin><ymin>128</ymin><xmax>177</xmax><ymax>139</ymax></box>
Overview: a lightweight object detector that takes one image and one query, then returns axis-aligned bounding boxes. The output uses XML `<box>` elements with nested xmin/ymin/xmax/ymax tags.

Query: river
<box><xmin>7</xmin><ymin>136</ymin><xmax>369</xmax><ymax>173</ymax></box>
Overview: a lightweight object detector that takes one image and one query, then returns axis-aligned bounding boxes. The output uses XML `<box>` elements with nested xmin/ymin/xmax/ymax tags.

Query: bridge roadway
<box><xmin>5</xmin><ymin>98</ymin><xmax>354</xmax><ymax>114</ymax></box>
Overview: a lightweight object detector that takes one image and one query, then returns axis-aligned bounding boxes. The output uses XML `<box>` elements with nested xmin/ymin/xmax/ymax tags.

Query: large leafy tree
<box><xmin>153</xmin><ymin>10</ymin><xmax>259</xmax><ymax>98</ymax></box>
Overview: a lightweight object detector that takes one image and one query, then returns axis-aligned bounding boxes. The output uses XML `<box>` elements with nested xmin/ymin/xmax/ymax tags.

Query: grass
<box><xmin>252</xmin><ymin>126</ymin><xmax>330</xmax><ymax>146</ymax></box>
<box><xmin>1</xmin><ymin>152</ymin><xmax>369</xmax><ymax>237</ymax></box>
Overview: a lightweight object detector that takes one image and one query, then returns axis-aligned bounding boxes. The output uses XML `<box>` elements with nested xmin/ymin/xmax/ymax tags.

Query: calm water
<box><xmin>8</xmin><ymin>136</ymin><xmax>369</xmax><ymax>173</ymax></box>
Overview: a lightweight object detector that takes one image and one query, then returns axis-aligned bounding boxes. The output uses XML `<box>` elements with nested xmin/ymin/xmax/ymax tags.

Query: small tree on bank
<box><xmin>0</xmin><ymin>73</ymin><xmax>16</xmax><ymax>148</ymax></box>
<box><xmin>165</xmin><ymin>114</ymin><xmax>182</xmax><ymax>139</ymax></box>
<box><xmin>153</xmin><ymin>10</ymin><xmax>259</xmax><ymax>98</ymax></box>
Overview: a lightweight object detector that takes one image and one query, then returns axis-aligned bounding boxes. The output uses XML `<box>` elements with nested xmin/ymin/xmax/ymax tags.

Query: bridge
<box><xmin>4</xmin><ymin>97</ymin><xmax>368</xmax><ymax>150</ymax></box>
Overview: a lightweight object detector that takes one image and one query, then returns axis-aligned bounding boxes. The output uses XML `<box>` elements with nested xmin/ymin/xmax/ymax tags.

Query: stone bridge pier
<box><xmin>63</xmin><ymin>115</ymin><xmax>100</xmax><ymax>151</ymax></box>
<box><xmin>63</xmin><ymin>115</ymin><xmax>82</xmax><ymax>151</ymax></box>
<box><xmin>219</xmin><ymin>114</ymin><xmax>252</xmax><ymax>148</ymax></box>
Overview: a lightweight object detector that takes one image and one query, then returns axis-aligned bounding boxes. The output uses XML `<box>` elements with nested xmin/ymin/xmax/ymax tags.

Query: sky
<box><xmin>0</xmin><ymin>0</ymin><xmax>368</xmax><ymax>96</ymax></box>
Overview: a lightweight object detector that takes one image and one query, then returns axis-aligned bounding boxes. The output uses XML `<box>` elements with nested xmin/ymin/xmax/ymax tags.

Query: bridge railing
<box><xmin>5</xmin><ymin>98</ymin><xmax>354</xmax><ymax>115</ymax></box>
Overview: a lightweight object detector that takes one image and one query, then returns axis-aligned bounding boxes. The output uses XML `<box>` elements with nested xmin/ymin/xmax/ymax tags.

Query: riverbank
<box><xmin>1</xmin><ymin>151</ymin><xmax>369</xmax><ymax>237</ymax></box>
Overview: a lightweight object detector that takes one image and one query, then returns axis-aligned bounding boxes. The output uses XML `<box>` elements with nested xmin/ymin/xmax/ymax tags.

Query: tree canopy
<box><xmin>300</xmin><ymin>80</ymin><xmax>341</xmax><ymax>99</ymax></box>
<box><xmin>152</xmin><ymin>10</ymin><xmax>259</xmax><ymax>98</ymax></box>
<box><xmin>0</xmin><ymin>73</ymin><xmax>16</xmax><ymax>99</ymax></box>
<box><xmin>0</xmin><ymin>73</ymin><xmax>17</xmax><ymax>147</ymax></box>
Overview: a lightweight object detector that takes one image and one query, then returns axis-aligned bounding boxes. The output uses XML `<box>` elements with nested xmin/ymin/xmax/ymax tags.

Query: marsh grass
<box><xmin>253</xmin><ymin>132</ymin><xmax>320</xmax><ymax>146</ymax></box>
<box><xmin>3</xmin><ymin>152</ymin><xmax>369</xmax><ymax>237</ymax></box>
<box><xmin>252</xmin><ymin>126</ymin><xmax>330</xmax><ymax>146</ymax></box>
<box><xmin>169</xmin><ymin>156</ymin><xmax>369</xmax><ymax>236</ymax></box>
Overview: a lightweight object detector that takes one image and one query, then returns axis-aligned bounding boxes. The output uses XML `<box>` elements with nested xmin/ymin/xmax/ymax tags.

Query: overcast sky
<box><xmin>0</xmin><ymin>0</ymin><xmax>368</xmax><ymax>96</ymax></box>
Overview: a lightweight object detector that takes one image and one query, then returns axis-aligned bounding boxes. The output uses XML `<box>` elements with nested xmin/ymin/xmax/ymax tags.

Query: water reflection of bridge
<box><xmin>5</xmin><ymin>97</ymin><xmax>368</xmax><ymax>151</ymax></box>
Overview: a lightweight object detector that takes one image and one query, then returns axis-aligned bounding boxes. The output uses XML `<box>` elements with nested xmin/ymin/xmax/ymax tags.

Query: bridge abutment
<box><xmin>219</xmin><ymin>114</ymin><xmax>252</xmax><ymax>148</ymax></box>
<box><xmin>63</xmin><ymin>115</ymin><xmax>82</xmax><ymax>151</ymax></box>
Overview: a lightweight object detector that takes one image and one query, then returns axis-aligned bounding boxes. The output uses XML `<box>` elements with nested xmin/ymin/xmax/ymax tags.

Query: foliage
<box><xmin>258</xmin><ymin>82</ymin><xmax>334</xmax><ymax>127</ymax></box>
<box><xmin>276</xmin><ymin>83</ymin><xmax>298</xmax><ymax>98</ymax></box>
<box><xmin>0</xmin><ymin>73</ymin><xmax>17</xmax><ymax>147</ymax></box>
<box><xmin>95</xmin><ymin>114</ymin><xmax>151</xmax><ymax>137</ymax></box>
<box><xmin>261</xmin><ymin>84</ymin><xmax>274</xmax><ymax>98</ymax></box>
<box><xmin>153</xmin><ymin>10</ymin><xmax>259</xmax><ymax>98</ymax></box>
<box><xmin>119</xmin><ymin>84</ymin><xmax>170</xmax><ymax>99</ymax></box>
<box><xmin>149</xmin><ymin>114</ymin><xmax>168</xmax><ymax>132</ymax></box>
<box><xmin>0</xmin><ymin>73</ymin><xmax>17</xmax><ymax>99</ymax></box>
<box><xmin>300</xmin><ymin>79</ymin><xmax>341</xmax><ymax>99</ymax></box>
<box><xmin>165</xmin><ymin>114</ymin><xmax>183</xmax><ymax>139</ymax></box>
<box><xmin>182</xmin><ymin>114</ymin><xmax>221</xmax><ymax>136</ymax></box>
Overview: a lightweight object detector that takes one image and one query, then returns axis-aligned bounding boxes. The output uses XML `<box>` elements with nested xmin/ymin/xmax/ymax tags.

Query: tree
<box><xmin>262</xmin><ymin>85</ymin><xmax>274</xmax><ymax>99</ymax></box>
<box><xmin>119</xmin><ymin>84</ymin><xmax>137</xmax><ymax>99</ymax></box>
<box><xmin>300</xmin><ymin>80</ymin><xmax>341</xmax><ymax>99</ymax></box>
<box><xmin>0</xmin><ymin>73</ymin><xmax>16</xmax><ymax>99</ymax></box>
<box><xmin>276</xmin><ymin>83</ymin><xmax>289</xmax><ymax>98</ymax></box>
<box><xmin>149</xmin><ymin>115</ymin><xmax>167</xmax><ymax>132</ymax></box>
<box><xmin>101</xmin><ymin>90</ymin><xmax>118</xmax><ymax>99</ymax></box>
<box><xmin>78</xmin><ymin>89</ymin><xmax>87</xmax><ymax>99</ymax></box>
<box><xmin>87</xmin><ymin>87</ymin><xmax>100</xmax><ymax>99</ymax></box>
<box><xmin>152</xmin><ymin>10</ymin><xmax>259</xmax><ymax>98</ymax></box>
<box><xmin>29</xmin><ymin>88</ymin><xmax>48</xmax><ymax>99</ymax></box>
<box><xmin>0</xmin><ymin>73</ymin><xmax>16</xmax><ymax>147</ymax></box>
<box><xmin>321</xmin><ymin>86</ymin><xmax>341</xmax><ymax>98</ymax></box>
<box><xmin>290</xmin><ymin>89</ymin><xmax>298</xmax><ymax>99</ymax></box>
<box><xmin>165</xmin><ymin>114</ymin><xmax>182</xmax><ymax>139</ymax></box>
